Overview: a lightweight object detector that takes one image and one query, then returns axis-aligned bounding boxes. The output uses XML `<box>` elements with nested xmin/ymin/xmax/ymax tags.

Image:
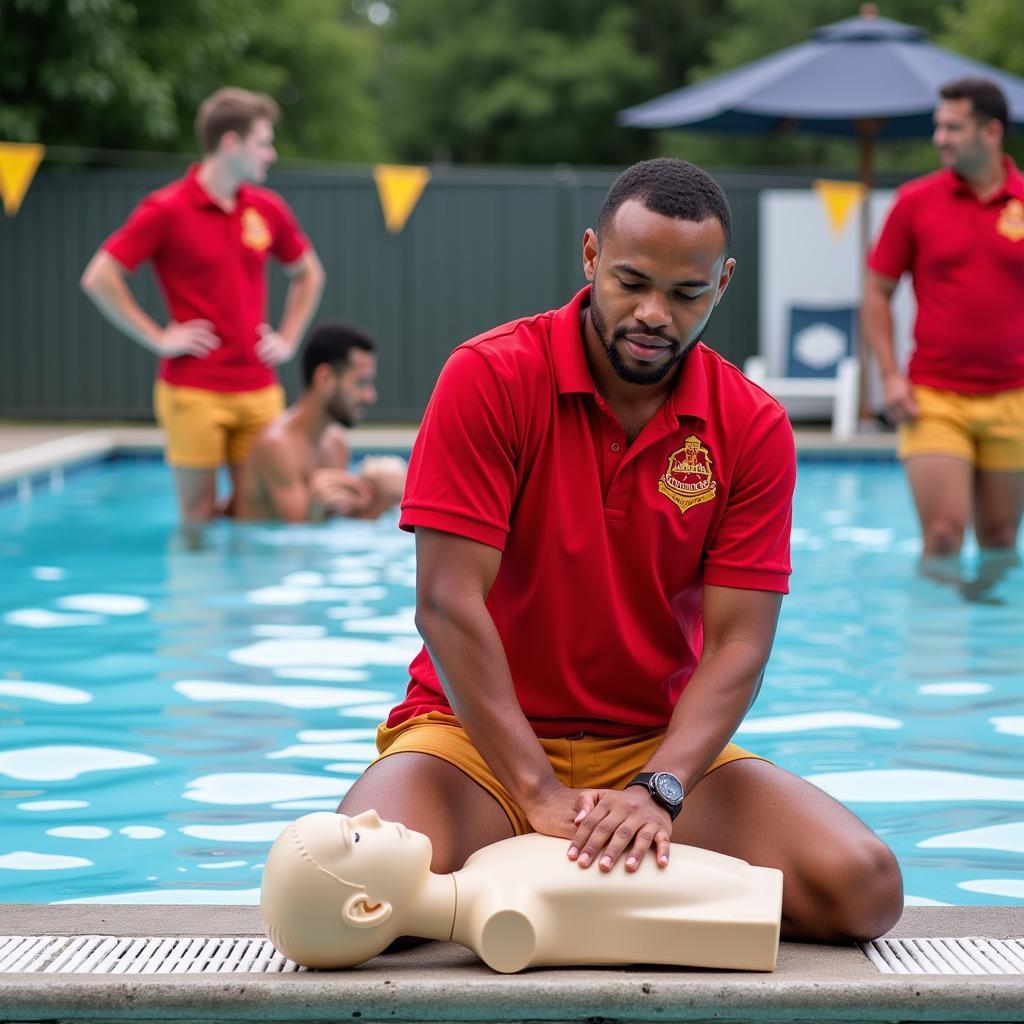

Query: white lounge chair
<box><xmin>744</xmin><ymin>305</ymin><xmax>859</xmax><ymax>440</ymax></box>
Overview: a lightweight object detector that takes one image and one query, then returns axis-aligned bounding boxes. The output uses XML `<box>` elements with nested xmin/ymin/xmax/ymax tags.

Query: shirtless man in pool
<box><xmin>237</xmin><ymin>322</ymin><xmax>406</xmax><ymax>522</ymax></box>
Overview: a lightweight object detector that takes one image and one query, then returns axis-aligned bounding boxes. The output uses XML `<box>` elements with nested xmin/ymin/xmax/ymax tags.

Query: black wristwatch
<box><xmin>626</xmin><ymin>771</ymin><xmax>684</xmax><ymax>820</ymax></box>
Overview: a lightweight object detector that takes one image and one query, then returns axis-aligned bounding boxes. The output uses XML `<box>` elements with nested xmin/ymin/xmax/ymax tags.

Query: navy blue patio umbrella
<box><xmin>619</xmin><ymin>3</ymin><xmax>1024</xmax><ymax>201</ymax></box>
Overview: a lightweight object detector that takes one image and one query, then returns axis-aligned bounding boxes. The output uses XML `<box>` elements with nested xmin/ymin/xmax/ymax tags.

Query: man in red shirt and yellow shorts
<box><xmin>865</xmin><ymin>78</ymin><xmax>1024</xmax><ymax>569</ymax></box>
<box><xmin>340</xmin><ymin>159</ymin><xmax>903</xmax><ymax>944</ymax></box>
<box><xmin>81</xmin><ymin>87</ymin><xmax>324</xmax><ymax>526</ymax></box>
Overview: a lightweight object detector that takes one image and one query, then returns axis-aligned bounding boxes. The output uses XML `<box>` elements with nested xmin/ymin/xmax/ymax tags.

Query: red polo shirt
<box><xmin>868</xmin><ymin>156</ymin><xmax>1024</xmax><ymax>393</ymax></box>
<box><xmin>103</xmin><ymin>166</ymin><xmax>309</xmax><ymax>393</ymax></box>
<box><xmin>392</xmin><ymin>286</ymin><xmax>796</xmax><ymax>738</ymax></box>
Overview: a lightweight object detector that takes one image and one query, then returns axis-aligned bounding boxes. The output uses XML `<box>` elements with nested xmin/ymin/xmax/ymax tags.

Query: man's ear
<box><xmin>218</xmin><ymin>130</ymin><xmax>242</xmax><ymax>155</ymax></box>
<box><xmin>582</xmin><ymin>229</ymin><xmax>599</xmax><ymax>282</ymax></box>
<box><xmin>312</xmin><ymin>363</ymin><xmax>336</xmax><ymax>393</ymax></box>
<box><xmin>342</xmin><ymin>893</ymin><xmax>392</xmax><ymax>929</ymax></box>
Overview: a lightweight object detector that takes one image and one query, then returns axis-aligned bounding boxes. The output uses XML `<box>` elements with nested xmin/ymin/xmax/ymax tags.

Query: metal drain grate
<box><xmin>861</xmin><ymin>937</ymin><xmax>1024</xmax><ymax>974</ymax></box>
<box><xmin>0</xmin><ymin>936</ymin><xmax>304</xmax><ymax>974</ymax></box>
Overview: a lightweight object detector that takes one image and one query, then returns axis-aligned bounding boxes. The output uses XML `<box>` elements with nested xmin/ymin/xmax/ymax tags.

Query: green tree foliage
<box><xmin>6</xmin><ymin>0</ymin><xmax>1024</xmax><ymax>171</ymax></box>
<box><xmin>936</xmin><ymin>0</ymin><xmax>1024</xmax><ymax>166</ymax></box>
<box><xmin>938</xmin><ymin>0</ymin><xmax>1024</xmax><ymax>74</ymax></box>
<box><xmin>0</xmin><ymin>0</ymin><xmax>384</xmax><ymax>160</ymax></box>
<box><xmin>378</xmin><ymin>0</ymin><xmax>729</xmax><ymax>165</ymax></box>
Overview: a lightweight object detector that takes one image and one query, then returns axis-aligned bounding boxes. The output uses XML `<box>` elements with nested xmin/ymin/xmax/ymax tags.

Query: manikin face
<box><xmin>323</xmin><ymin>350</ymin><xmax>378</xmax><ymax>427</ymax></box>
<box><xmin>333</xmin><ymin>810</ymin><xmax>434</xmax><ymax>894</ymax></box>
<box><xmin>933</xmin><ymin>99</ymin><xmax>1000</xmax><ymax>177</ymax></box>
<box><xmin>222</xmin><ymin>117</ymin><xmax>277</xmax><ymax>184</ymax></box>
<box><xmin>261</xmin><ymin>811</ymin><xmax>434</xmax><ymax>969</ymax></box>
<box><xmin>583</xmin><ymin>200</ymin><xmax>734</xmax><ymax>386</ymax></box>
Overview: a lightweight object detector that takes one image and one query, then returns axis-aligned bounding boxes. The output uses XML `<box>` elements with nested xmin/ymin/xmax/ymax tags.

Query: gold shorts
<box><xmin>154</xmin><ymin>380</ymin><xmax>285</xmax><ymax>469</ymax></box>
<box><xmin>375</xmin><ymin>712</ymin><xmax>767</xmax><ymax>835</ymax></box>
<box><xmin>899</xmin><ymin>385</ymin><xmax>1024</xmax><ymax>471</ymax></box>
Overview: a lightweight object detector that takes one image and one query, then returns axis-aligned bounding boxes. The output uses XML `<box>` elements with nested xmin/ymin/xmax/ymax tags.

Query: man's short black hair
<box><xmin>597</xmin><ymin>157</ymin><xmax>732</xmax><ymax>253</ymax></box>
<box><xmin>301</xmin><ymin>322</ymin><xmax>376</xmax><ymax>387</ymax></box>
<box><xmin>940</xmin><ymin>77</ymin><xmax>1009</xmax><ymax>135</ymax></box>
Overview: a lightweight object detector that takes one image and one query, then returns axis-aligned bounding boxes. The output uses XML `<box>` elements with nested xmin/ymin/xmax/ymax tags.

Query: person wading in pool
<box><xmin>864</xmin><ymin>78</ymin><xmax>1024</xmax><ymax>576</ymax></box>
<box><xmin>339</xmin><ymin>159</ymin><xmax>904</xmax><ymax>944</ymax></box>
<box><xmin>81</xmin><ymin>87</ymin><xmax>325</xmax><ymax>528</ymax></box>
<box><xmin>236</xmin><ymin>322</ymin><xmax>406</xmax><ymax>522</ymax></box>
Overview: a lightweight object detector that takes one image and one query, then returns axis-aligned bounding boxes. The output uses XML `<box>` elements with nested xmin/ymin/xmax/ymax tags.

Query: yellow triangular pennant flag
<box><xmin>373</xmin><ymin>164</ymin><xmax>430</xmax><ymax>234</ymax></box>
<box><xmin>0</xmin><ymin>142</ymin><xmax>45</xmax><ymax>216</ymax></box>
<box><xmin>813</xmin><ymin>179</ymin><xmax>866</xmax><ymax>237</ymax></box>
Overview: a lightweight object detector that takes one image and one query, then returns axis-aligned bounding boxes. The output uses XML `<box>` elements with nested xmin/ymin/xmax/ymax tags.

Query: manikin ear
<box><xmin>342</xmin><ymin>892</ymin><xmax>392</xmax><ymax>929</ymax></box>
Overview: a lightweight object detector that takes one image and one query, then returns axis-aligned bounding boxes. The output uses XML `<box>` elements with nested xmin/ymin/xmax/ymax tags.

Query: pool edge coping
<box><xmin>0</xmin><ymin>906</ymin><xmax>1022</xmax><ymax>1022</ymax></box>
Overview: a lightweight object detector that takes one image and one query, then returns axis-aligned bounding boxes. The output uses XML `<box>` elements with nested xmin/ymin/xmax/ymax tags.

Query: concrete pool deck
<box><xmin>0</xmin><ymin>904</ymin><xmax>1022</xmax><ymax>1023</ymax></box>
<box><xmin>0</xmin><ymin>423</ymin><xmax>423</xmax><ymax>486</ymax></box>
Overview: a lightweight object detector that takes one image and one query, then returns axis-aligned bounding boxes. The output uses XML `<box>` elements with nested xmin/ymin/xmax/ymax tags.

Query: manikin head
<box><xmin>261</xmin><ymin>811</ymin><xmax>433</xmax><ymax>968</ymax></box>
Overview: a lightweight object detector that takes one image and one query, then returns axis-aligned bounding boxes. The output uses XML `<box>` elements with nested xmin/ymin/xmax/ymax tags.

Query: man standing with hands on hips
<box><xmin>864</xmin><ymin>78</ymin><xmax>1024</xmax><ymax>567</ymax></box>
<box><xmin>82</xmin><ymin>87</ymin><xmax>325</xmax><ymax>525</ymax></box>
<box><xmin>341</xmin><ymin>158</ymin><xmax>902</xmax><ymax>944</ymax></box>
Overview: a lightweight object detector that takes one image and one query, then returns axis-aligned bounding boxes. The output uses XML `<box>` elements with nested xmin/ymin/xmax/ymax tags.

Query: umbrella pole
<box><xmin>856</xmin><ymin>120</ymin><xmax>880</xmax><ymax>425</ymax></box>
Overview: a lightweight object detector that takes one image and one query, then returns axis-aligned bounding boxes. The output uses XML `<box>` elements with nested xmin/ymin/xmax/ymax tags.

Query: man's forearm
<box><xmin>862</xmin><ymin>280</ymin><xmax>899</xmax><ymax>378</ymax></box>
<box><xmin>81</xmin><ymin>255</ymin><xmax>162</xmax><ymax>352</ymax></box>
<box><xmin>644</xmin><ymin>640</ymin><xmax>769</xmax><ymax>793</ymax></box>
<box><xmin>416</xmin><ymin>601</ymin><xmax>556</xmax><ymax>805</ymax></box>
<box><xmin>277</xmin><ymin>261</ymin><xmax>325</xmax><ymax>348</ymax></box>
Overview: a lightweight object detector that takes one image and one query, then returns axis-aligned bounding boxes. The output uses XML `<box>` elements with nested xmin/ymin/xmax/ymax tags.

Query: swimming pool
<box><xmin>1</xmin><ymin>456</ymin><xmax>1022</xmax><ymax>907</ymax></box>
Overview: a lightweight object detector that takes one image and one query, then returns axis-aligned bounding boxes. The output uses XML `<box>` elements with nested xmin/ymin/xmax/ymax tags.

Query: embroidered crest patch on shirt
<box><xmin>658</xmin><ymin>435</ymin><xmax>717</xmax><ymax>515</ymax></box>
<box><xmin>241</xmin><ymin>207</ymin><xmax>272</xmax><ymax>251</ymax></box>
<box><xmin>997</xmin><ymin>199</ymin><xmax>1024</xmax><ymax>242</ymax></box>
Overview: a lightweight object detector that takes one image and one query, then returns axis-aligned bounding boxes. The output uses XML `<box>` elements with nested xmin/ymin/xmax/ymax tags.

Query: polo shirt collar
<box><xmin>551</xmin><ymin>285</ymin><xmax>710</xmax><ymax>421</ymax></box>
<box><xmin>185</xmin><ymin>164</ymin><xmax>249</xmax><ymax>209</ymax></box>
<box><xmin>948</xmin><ymin>155</ymin><xmax>1024</xmax><ymax>202</ymax></box>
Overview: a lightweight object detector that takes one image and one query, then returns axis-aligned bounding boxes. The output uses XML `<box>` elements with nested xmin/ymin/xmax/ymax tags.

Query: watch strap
<box><xmin>625</xmin><ymin>771</ymin><xmax>683</xmax><ymax>820</ymax></box>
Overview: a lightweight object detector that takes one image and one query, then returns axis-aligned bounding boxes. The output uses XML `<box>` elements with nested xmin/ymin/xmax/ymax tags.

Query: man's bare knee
<box><xmin>923</xmin><ymin>518</ymin><xmax>965</xmax><ymax>557</ymax></box>
<box><xmin>976</xmin><ymin>522</ymin><xmax>1019</xmax><ymax>550</ymax></box>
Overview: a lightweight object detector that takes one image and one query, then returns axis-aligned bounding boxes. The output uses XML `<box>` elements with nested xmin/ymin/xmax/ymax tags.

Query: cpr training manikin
<box><xmin>260</xmin><ymin>810</ymin><xmax>783</xmax><ymax>973</ymax></box>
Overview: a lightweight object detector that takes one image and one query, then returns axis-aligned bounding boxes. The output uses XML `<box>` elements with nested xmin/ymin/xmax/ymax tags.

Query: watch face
<box><xmin>653</xmin><ymin>773</ymin><xmax>683</xmax><ymax>804</ymax></box>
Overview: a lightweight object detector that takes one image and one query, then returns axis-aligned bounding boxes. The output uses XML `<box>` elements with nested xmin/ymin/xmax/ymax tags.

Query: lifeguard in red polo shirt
<box><xmin>341</xmin><ymin>159</ymin><xmax>903</xmax><ymax>945</ymax></box>
<box><xmin>865</xmin><ymin>78</ymin><xmax>1024</xmax><ymax>568</ymax></box>
<box><xmin>81</xmin><ymin>87</ymin><xmax>325</xmax><ymax>526</ymax></box>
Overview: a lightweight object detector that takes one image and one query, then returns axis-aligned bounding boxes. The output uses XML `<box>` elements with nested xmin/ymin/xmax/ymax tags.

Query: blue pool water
<box><xmin>1</xmin><ymin>457</ymin><xmax>1022</xmax><ymax>907</ymax></box>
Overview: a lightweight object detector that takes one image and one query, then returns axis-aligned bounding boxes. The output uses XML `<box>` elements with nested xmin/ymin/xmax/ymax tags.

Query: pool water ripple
<box><xmin>1</xmin><ymin>459</ymin><xmax>1022</xmax><ymax>905</ymax></box>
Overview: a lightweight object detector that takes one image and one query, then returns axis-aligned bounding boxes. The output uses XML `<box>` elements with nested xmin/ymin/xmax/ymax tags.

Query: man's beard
<box><xmin>589</xmin><ymin>290</ymin><xmax>706</xmax><ymax>386</ymax></box>
<box><xmin>329</xmin><ymin>401</ymin><xmax>356</xmax><ymax>428</ymax></box>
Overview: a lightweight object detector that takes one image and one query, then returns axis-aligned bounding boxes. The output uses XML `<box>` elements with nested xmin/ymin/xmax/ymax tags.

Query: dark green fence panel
<box><xmin>1</xmin><ymin>163</ymin><xmax>764</xmax><ymax>423</ymax></box>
